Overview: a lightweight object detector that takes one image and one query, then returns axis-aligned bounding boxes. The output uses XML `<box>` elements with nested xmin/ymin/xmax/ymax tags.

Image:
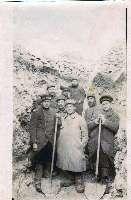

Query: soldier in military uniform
<box><xmin>60</xmin><ymin>85</ymin><xmax>71</xmax><ymax>100</ymax></box>
<box><xmin>69</xmin><ymin>78</ymin><xmax>86</xmax><ymax>115</ymax></box>
<box><xmin>29</xmin><ymin>94</ymin><xmax>56</xmax><ymax>193</ymax></box>
<box><xmin>85</xmin><ymin>94</ymin><xmax>120</xmax><ymax>193</ymax></box>
<box><xmin>56</xmin><ymin>95</ymin><xmax>67</xmax><ymax>119</ymax></box>
<box><xmin>47</xmin><ymin>84</ymin><xmax>58</xmax><ymax>111</ymax></box>
<box><xmin>57</xmin><ymin>99</ymin><xmax>88</xmax><ymax>193</ymax></box>
<box><xmin>87</xmin><ymin>93</ymin><xmax>97</xmax><ymax>108</ymax></box>
<box><xmin>84</xmin><ymin>93</ymin><xmax>97</xmax><ymax>169</ymax></box>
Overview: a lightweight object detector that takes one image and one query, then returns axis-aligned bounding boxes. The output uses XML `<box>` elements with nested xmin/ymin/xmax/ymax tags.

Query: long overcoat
<box><xmin>30</xmin><ymin>106</ymin><xmax>56</xmax><ymax>151</ymax></box>
<box><xmin>84</xmin><ymin>106</ymin><xmax>120</xmax><ymax>163</ymax></box>
<box><xmin>57</xmin><ymin>112</ymin><xmax>88</xmax><ymax>172</ymax></box>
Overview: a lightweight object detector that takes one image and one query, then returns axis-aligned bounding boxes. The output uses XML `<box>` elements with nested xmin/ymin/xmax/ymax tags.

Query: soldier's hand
<box><xmin>94</xmin><ymin>118</ymin><xmax>99</xmax><ymax>124</ymax></box>
<box><xmin>56</xmin><ymin>113</ymin><xmax>61</xmax><ymax>119</ymax></box>
<box><xmin>33</xmin><ymin>143</ymin><xmax>38</xmax><ymax>151</ymax></box>
<box><xmin>98</xmin><ymin>114</ymin><xmax>105</xmax><ymax>123</ymax></box>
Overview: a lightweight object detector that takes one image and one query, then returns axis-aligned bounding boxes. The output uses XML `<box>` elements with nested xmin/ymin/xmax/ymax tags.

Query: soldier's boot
<box><xmin>44</xmin><ymin>162</ymin><xmax>58</xmax><ymax>178</ymax></box>
<box><xmin>34</xmin><ymin>164</ymin><xmax>43</xmax><ymax>193</ymax></box>
<box><xmin>60</xmin><ymin>171</ymin><xmax>75</xmax><ymax>187</ymax></box>
<box><xmin>75</xmin><ymin>173</ymin><xmax>85</xmax><ymax>193</ymax></box>
<box><xmin>101</xmin><ymin>168</ymin><xmax>112</xmax><ymax>195</ymax></box>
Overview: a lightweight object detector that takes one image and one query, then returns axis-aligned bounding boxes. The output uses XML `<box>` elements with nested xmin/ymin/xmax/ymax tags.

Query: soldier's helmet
<box><xmin>99</xmin><ymin>94</ymin><xmax>113</xmax><ymax>104</ymax></box>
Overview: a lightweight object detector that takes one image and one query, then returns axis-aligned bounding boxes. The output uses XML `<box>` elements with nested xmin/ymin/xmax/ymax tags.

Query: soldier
<box><xmin>56</xmin><ymin>95</ymin><xmax>67</xmax><ymax>118</ymax></box>
<box><xmin>31</xmin><ymin>96</ymin><xmax>42</xmax><ymax>112</ymax></box>
<box><xmin>69</xmin><ymin>78</ymin><xmax>86</xmax><ymax>115</ymax></box>
<box><xmin>85</xmin><ymin>94</ymin><xmax>119</xmax><ymax>193</ymax></box>
<box><xmin>56</xmin><ymin>99</ymin><xmax>88</xmax><ymax>193</ymax></box>
<box><xmin>86</xmin><ymin>93</ymin><xmax>97</xmax><ymax>108</ymax></box>
<box><xmin>84</xmin><ymin>93</ymin><xmax>97</xmax><ymax>169</ymax></box>
<box><xmin>47</xmin><ymin>84</ymin><xmax>58</xmax><ymax>111</ymax></box>
<box><xmin>60</xmin><ymin>85</ymin><xmax>71</xmax><ymax>100</ymax></box>
<box><xmin>29</xmin><ymin>94</ymin><xmax>56</xmax><ymax>193</ymax></box>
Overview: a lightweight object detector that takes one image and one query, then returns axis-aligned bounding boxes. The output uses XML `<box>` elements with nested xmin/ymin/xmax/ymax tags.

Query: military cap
<box><xmin>60</xmin><ymin>85</ymin><xmax>70</xmax><ymax>92</ymax></box>
<box><xmin>71</xmin><ymin>77</ymin><xmax>78</xmax><ymax>81</ymax></box>
<box><xmin>47</xmin><ymin>84</ymin><xmax>55</xmax><ymax>90</ymax></box>
<box><xmin>65</xmin><ymin>99</ymin><xmax>76</xmax><ymax>106</ymax></box>
<box><xmin>56</xmin><ymin>95</ymin><xmax>66</xmax><ymax>102</ymax></box>
<box><xmin>40</xmin><ymin>94</ymin><xmax>51</xmax><ymax>101</ymax></box>
<box><xmin>100</xmin><ymin>95</ymin><xmax>113</xmax><ymax>104</ymax></box>
<box><xmin>87</xmin><ymin>93</ymin><xmax>96</xmax><ymax>99</ymax></box>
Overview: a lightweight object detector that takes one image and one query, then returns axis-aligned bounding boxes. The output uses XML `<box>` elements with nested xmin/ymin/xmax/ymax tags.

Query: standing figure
<box><xmin>69</xmin><ymin>78</ymin><xmax>86</xmax><ymax>115</ymax></box>
<box><xmin>57</xmin><ymin>99</ymin><xmax>88</xmax><ymax>193</ymax></box>
<box><xmin>84</xmin><ymin>93</ymin><xmax>97</xmax><ymax>167</ymax></box>
<box><xmin>86</xmin><ymin>93</ymin><xmax>97</xmax><ymax>109</ymax></box>
<box><xmin>47</xmin><ymin>84</ymin><xmax>58</xmax><ymax>111</ymax></box>
<box><xmin>56</xmin><ymin>95</ymin><xmax>67</xmax><ymax>142</ymax></box>
<box><xmin>85</xmin><ymin>94</ymin><xmax>119</xmax><ymax>193</ymax></box>
<box><xmin>29</xmin><ymin>94</ymin><xmax>56</xmax><ymax>193</ymax></box>
<box><xmin>56</xmin><ymin>95</ymin><xmax>67</xmax><ymax>119</ymax></box>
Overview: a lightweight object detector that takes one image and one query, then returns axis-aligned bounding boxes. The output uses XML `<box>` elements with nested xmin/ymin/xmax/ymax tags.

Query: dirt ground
<box><xmin>13</xmin><ymin>171</ymin><xmax>127</xmax><ymax>200</ymax></box>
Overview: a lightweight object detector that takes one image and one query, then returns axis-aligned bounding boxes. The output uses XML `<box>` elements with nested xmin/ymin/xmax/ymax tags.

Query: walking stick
<box><xmin>95</xmin><ymin>118</ymin><xmax>102</xmax><ymax>178</ymax></box>
<box><xmin>50</xmin><ymin>117</ymin><xmax>58</xmax><ymax>185</ymax></box>
<box><xmin>95</xmin><ymin>118</ymin><xmax>108</xmax><ymax>200</ymax></box>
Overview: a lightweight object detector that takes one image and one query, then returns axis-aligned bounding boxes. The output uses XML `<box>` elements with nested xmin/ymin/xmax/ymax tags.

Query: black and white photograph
<box><xmin>2</xmin><ymin>2</ymin><xmax>126</xmax><ymax>200</ymax></box>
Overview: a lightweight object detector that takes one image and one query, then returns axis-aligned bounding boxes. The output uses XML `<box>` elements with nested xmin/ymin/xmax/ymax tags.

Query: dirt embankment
<box><xmin>13</xmin><ymin>44</ymin><xmax>126</xmax><ymax>200</ymax></box>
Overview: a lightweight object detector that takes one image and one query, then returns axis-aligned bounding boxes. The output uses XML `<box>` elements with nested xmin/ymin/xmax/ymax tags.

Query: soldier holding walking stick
<box><xmin>85</xmin><ymin>94</ymin><xmax>120</xmax><ymax>194</ymax></box>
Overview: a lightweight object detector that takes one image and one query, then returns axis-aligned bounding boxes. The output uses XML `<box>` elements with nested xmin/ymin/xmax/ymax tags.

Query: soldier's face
<box><xmin>42</xmin><ymin>100</ymin><xmax>50</xmax><ymax>109</ymax></box>
<box><xmin>57</xmin><ymin>100</ymin><xmax>65</xmax><ymax>110</ymax></box>
<box><xmin>101</xmin><ymin>101</ymin><xmax>111</xmax><ymax>111</ymax></box>
<box><xmin>87</xmin><ymin>96</ymin><xmax>96</xmax><ymax>107</ymax></box>
<box><xmin>66</xmin><ymin>104</ymin><xmax>75</xmax><ymax>114</ymax></box>
<box><xmin>48</xmin><ymin>87</ymin><xmax>55</xmax><ymax>95</ymax></box>
<box><xmin>71</xmin><ymin>79</ymin><xmax>78</xmax><ymax>87</ymax></box>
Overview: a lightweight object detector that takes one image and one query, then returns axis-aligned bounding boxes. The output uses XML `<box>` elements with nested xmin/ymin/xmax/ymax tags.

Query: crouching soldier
<box><xmin>56</xmin><ymin>99</ymin><xmax>88</xmax><ymax>193</ymax></box>
<box><xmin>29</xmin><ymin>94</ymin><xmax>56</xmax><ymax>193</ymax></box>
<box><xmin>86</xmin><ymin>94</ymin><xmax>120</xmax><ymax>193</ymax></box>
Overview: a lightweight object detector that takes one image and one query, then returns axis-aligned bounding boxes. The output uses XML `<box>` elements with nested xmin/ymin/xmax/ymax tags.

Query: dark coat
<box><xmin>30</xmin><ymin>106</ymin><xmax>56</xmax><ymax>151</ymax></box>
<box><xmin>69</xmin><ymin>86</ymin><xmax>86</xmax><ymax>115</ymax></box>
<box><xmin>84</xmin><ymin>106</ymin><xmax>120</xmax><ymax>163</ymax></box>
<box><xmin>50</xmin><ymin>95</ymin><xmax>58</xmax><ymax>112</ymax></box>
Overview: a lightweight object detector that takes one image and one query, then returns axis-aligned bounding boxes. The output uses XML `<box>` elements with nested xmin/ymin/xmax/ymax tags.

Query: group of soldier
<box><xmin>29</xmin><ymin>78</ymin><xmax>120</xmax><ymax>195</ymax></box>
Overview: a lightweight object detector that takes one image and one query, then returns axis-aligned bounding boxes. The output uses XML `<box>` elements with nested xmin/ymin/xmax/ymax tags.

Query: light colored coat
<box><xmin>56</xmin><ymin>112</ymin><xmax>88</xmax><ymax>172</ymax></box>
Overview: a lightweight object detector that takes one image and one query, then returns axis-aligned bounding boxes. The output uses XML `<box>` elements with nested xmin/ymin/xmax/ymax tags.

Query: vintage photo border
<box><xmin>0</xmin><ymin>1</ymin><xmax>130</xmax><ymax>199</ymax></box>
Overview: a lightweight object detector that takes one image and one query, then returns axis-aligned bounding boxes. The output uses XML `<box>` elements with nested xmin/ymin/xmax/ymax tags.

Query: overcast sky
<box><xmin>13</xmin><ymin>3</ymin><xmax>126</xmax><ymax>63</ymax></box>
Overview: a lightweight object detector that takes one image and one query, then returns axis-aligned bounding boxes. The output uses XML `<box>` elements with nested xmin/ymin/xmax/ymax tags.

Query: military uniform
<box><xmin>69</xmin><ymin>85</ymin><xmax>85</xmax><ymax>115</ymax></box>
<box><xmin>29</xmin><ymin>95</ymin><xmax>56</xmax><ymax>192</ymax></box>
<box><xmin>84</xmin><ymin>95</ymin><xmax>120</xmax><ymax>183</ymax></box>
<box><xmin>47</xmin><ymin>84</ymin><xmax>58</xmax><ymax>112</ymax></box>
<box><xmin>56</xmin><ymin>95</ymin><xmax>67</xmax><ymax>138</ymax></box>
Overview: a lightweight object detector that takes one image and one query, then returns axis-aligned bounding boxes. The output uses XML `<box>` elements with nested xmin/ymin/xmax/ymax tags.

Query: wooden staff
<box><xmin>50</xmin><ymin>117</ymin><xmax>58</xmax><ymax>185</ymax></box>
<box><xmin>95</xmin><ymin>118</ymin><xmax>102</xmax><ymax>178</ymax></box>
